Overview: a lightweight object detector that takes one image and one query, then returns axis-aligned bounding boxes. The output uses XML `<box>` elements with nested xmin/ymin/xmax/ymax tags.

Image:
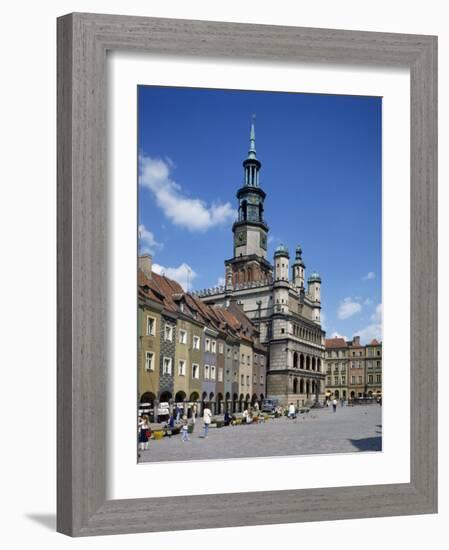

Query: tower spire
<box><xmin>248</xmin><ymin>114</ymin><xmax>257</xmax><ymax>160</ymax></box>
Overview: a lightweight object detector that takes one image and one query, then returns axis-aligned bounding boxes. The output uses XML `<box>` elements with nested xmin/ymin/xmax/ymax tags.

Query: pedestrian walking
<box><xmin>192</xmin><ymin>403</ymin><xmax>197</xmax><ymax>424</ymax></box>
<box><xmin>166</xmin><ymin>413</ymin><xmax>175</xmax><ymax>438</ymax></box>
<box><xmin>175</xmin><ymin>405</ymin><xmax>181</xmax><ymax>423</ymax></box>
<box><xmin>138</xmin><ymin>414</ymin><xmax>151</xmax><ymax>451</ymax></box>
<box><xmin>181</xmin><ymin>415</ymin><xmax>189</xmax><ymax>441</ymax></box>
<box><xmin>202</xmin><ymin>403</ymin><xmax>212</xmax><ymax>438</ymax></box>
<box><xmin>224</xmin><ymin>409</ymin><xmax>231</xmax><ymax>426</ymax></box>
<box><xmin>332</xmin><ymin>398</ymin><xmax>337</xmax><ymax>413</ymax></box>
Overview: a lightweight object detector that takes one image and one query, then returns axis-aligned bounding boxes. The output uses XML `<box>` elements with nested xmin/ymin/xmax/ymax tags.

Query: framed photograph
<box><xmin>57</xmin><ymin>13</ymin><xmax>437</xmax><ymax>536</ymax></box>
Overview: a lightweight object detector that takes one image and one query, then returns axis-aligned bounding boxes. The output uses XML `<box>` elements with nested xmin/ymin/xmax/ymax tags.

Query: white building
<box><xmin>196</xmin><ymin>122</ymin><xmax>326</xmax><ymax>407</ymax></box>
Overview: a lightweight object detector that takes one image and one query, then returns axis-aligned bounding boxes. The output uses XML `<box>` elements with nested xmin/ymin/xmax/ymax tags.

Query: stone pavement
<box><xmin>139</xmin><ymin>404</ymin><xmax>382</xmax><ymax>463</ymax></box>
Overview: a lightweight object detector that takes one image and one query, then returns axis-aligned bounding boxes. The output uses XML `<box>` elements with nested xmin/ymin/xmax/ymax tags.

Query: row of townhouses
<box><xmin>138</xmin><ymin>255</ymin><xmax>268</xmax><ymax>420</ymax></box>
<box><xmin>324</xmin><ymin>336</ymin><xmax>382</xmax><ymax>400</ymax></box>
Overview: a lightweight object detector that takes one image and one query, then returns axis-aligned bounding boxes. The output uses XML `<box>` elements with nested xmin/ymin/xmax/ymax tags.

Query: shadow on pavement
<box><xmin>349</xmin><ymin>436</ymin><xmax>382</xmax><ymax>451</ymax></box>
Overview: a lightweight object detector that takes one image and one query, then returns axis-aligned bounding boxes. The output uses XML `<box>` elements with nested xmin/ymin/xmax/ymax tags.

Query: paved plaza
<box><xmin>139</xmin><ymin>404</ymin><xmax>382</xmax><ymax>463</ymax></box>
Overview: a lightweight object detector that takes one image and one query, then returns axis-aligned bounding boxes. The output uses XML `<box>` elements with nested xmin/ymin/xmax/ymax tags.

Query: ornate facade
<box><xmin>196</xmin><ymin>122</ymin><xmax>326</xmax><ymax>407</ymax></box>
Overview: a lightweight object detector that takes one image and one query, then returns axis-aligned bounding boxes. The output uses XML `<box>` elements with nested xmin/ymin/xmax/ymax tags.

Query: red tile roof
<box><xmin>137</xmin><ymin>268</ymin><xmax>261</xmax><ymax>346</ymax></box>
<box><xmin>325</xmin><ymin>337</ymin><xmax>347</xmax><ymax>349</ymax></box>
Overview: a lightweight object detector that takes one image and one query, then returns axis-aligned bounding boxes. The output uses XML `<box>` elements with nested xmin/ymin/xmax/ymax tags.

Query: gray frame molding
<box><xmin>57</xmin><ymin>12</ymin><xmax>437</xmax><ymax>536</ymax></box>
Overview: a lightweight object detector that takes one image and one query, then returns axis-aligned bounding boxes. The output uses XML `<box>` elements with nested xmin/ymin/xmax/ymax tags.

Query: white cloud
<box><xmin>363</xmin><ymin>271</ymin><xmax>376</xmax><ymax>281</ymax></box>
<box><xmin>337</xmin><ymin>297</ymin><xmax>362</xmax><ymax>320</ymax></box>
<box><xmin>354</xmin><ymin>303</ymin><xmax>382</xmax><ymax>344</ymax></box>
<box><xmin>138</xmin><ymin>224</ymin><xmax>163</xmax><ymax>255</ymax></box>
<box><xmin>215</xmin><ymin>277</ymin><xmax>225</xmax><ymax>287</ymax></box>
<box><xmin>363</xmin><ymin>298</ymin><xmax>373</xmax><ymax>305</ymax></box>
<box><xmin>353</xmin><ymin>324</ymin><xmax>382</xmax><ymax>344</ymax></box>
<box><xmin>152</xmin><ymin>262</ymin><xmax>197</xmax><ymax>291</ymax></box>
<box><xmin>139</xmin><ymin>154</ymin><xmax>235</xmax><ymax>232</ymax></box>
<box><xmin>371</xmin><ymin>303</ymin><xmax>382</xmax><ymax>323</ymax></box>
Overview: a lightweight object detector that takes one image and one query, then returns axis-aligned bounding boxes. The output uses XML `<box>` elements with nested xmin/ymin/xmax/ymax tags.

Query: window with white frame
<box><xmin>358</xmin><ymin>376</ymin><xmax>363</xmax><ymax>384</ymax></box>
<box><xmin>218</xmin><ymin>368</ymin><xmax>223</xmax><ymax>382</ymax></box>
<box><xmin>351</xmin><ymin>375</ymin><xmax>355</xmax><ymax>384</ymax></box>
<box><xmin>227</xmin><ymin>347</ymin><xmax>231</xmax><ymax>358</ymax></box>
<box><xmin>247</xmin><ymin>355</ymin><xmax>250</xmax><ymax>365</ymax></box>
<box><xmin>210</xmin><ymin>365</ymin><xmax>216</xmax><ymax>380</ymax></box>
<box><xmin>205</xmin><ymin>338</ymin><xmax>211</xmax><ymax>352</ymax></box>
<box><xmin>178</xmin><ymin>359</ymin><xmax>186</xmax><ymax>376</ymax></box>
<box><xmin>253</xmin><ymin>374</ymin><xmax>257</xmax><ymax>383</ymax></box>
<box><xmin>146</xmin><ymin>316</ymin><xmax>156</xmax><ymax>336</ymax></box>
<box><xmin>376</xmin><ymin>374</ymin><xmax>381</xmax><ymax>383</ymax></box>
<box><xmin>164</xmin><ymin>324</ymin><xmax>173</xmax><ymax>341</ymax></box>
<box><xmin>218</xmin><ymin>342</ymin><xmax>224</xmax><ymax>354</ymax></box>
<box><xmin>163</xmin><ymin>357</ymin><xmax>172</xmax><ymax>375</ymax></box>
<box><xmin>261</xmin><ymin>356</ymin><xmax>265</xmax><ymax>366</ymax></box>
<box><xmin>234</xmin><ymin>350</ymin><xmax>238</xmax><ymax>360</ymax></box>
<box><xmin>246</xmin><ymin>375</ymin><xmax>250</xmax><ymax>386</ymax></box>
<box><xmin>192</xmin><ymin>363</ymin><xmax>199</xmax><ymax>379</ymax></box>
<box><xmin>193</xmin><ymin>335</ymin><xmax>200</xmax><ymax>350</ymax></box>
<box><xmin>254</xmin><ymin>354</ymin><xmax>258</xmax><ymax>364</ymax></box>
<box><xmin>145</xmin><ymin>351</ymin><xmax>155</xmax><ymax>371</ymax></box>
<box><xmin>211</xmin><ymin>340</ymin><xmax>216</xmax><ymax>354</ymax></box>
<box><xmin>179</xmin><ymin>329</ymin><xmax>187</xmax><ymax>344</ymax></box>
<box><xmin>234</xmin><ymin>371</ymin><xmax>237</xmax><ymax>381</ymax></box>
<box><xmin>260</xmin><ymin>375</ymin><xmax>264</xmax><ymax>385</ymax></box>
<box><xmin>204</xmin><ymin>364</ymin><xmax>210</xmax><ymax>379</ymax></box>
<box><xmin>241</xmin><ymin>374</ymin><xmax>244</xmax><ymax>385</ymax></box>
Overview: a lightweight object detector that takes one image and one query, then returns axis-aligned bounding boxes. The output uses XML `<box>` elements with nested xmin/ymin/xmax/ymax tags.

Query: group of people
<box><xmin>241</xmin><ymin>403</ymin><xmax>260</xmax><ymax>425</ymax></box>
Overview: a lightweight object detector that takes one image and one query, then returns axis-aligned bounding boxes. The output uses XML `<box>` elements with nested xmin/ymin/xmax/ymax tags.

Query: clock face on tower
<box><xmin>234</xmin><ymin>230</ymin><xmax>246</xmax><ymax>246</ymax></box>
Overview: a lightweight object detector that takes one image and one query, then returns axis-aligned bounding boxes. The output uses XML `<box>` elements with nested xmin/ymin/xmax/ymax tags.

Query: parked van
<box><xmin>262</xmin><ymin>398</ymin><xmax>279</xmax><ymax>412</ymax></box>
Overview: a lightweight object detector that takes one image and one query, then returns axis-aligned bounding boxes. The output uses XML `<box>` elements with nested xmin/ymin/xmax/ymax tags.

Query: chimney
<box><xmin>353</xmin><ymin>335</ymin><xmax>360</xmax><ymax>346</ymax></box>
<box><xmin>139</xmin><ymin>254</ymin><xmax>153</xmax><ymax>280</ymax></box>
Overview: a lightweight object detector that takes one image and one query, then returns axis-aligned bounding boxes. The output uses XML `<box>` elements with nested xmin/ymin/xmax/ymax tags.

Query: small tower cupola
<box><xmin>307</xmin><ymin>271</ymin><xmax>322</xmax><ymax>304</ymax></box>
<box><xmin>292</xmin><ymin>245</ymin><xmax>306</xmax><ymax>289</ymax></box>
<box><xmin>274</xmin><ymin>244</ymin><xmax>290</xmax><ymax>282</ymax></box>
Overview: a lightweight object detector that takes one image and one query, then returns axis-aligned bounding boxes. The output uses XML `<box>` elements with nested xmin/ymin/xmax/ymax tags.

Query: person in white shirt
<box><xmin>332</xmin><ymin>398</ymin><xmax>337</xmax><ymax>412</ymax></box>
<box><xmin>202</xmin><ymin>404</ymin><xmax>212</xmax><ymax>438</ymax></box>
<box><xmin>288</xmin><ymin>403</ymin><xmax>296</xmax><ymax>419</ymax></box>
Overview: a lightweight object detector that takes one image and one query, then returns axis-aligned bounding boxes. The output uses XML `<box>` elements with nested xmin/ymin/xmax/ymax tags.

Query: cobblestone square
<box><xmin>139</xmin><ymin>404</ymin><xmax>382</xmax><ymax>463</ymax></box>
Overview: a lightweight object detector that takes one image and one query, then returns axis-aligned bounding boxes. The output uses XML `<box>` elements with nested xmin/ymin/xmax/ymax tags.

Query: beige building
<box><xmin>324</xmin><ymin>337</ymin><xmax>349</xmax><ymax>400</ymax></box>
<box><xmin>238</xmin><ymin>340</ymin><xmax>253</xmax><ymax>409</ymax></box>
<box><xmin>347</xmin><ymin>336</ymin><xmax>366</xmax><ymax>398</ymax></box>
<box><xmin>365</xmin><ymin>339</ymin><xmax>382</xmax><ymax>398</ymax></box>
<box><xmin>138</xmin><ymin>265</ymin><xmax>163</xmax><ymax>408</ymax></box>
<box><xmin>324</xmin><ymin>336</ymin><xmax>382</xmax><ymax>400</ymax></box>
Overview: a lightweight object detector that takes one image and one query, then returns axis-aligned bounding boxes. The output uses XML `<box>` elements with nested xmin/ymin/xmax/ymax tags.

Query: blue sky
<box><xmin>138</xmin><ymin>86</ymin><xmax>382</xmax><ymax>344</ymax></box>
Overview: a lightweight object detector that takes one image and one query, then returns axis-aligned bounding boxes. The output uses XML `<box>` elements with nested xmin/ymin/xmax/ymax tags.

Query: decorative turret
<box><xmin>274</xmin><ymin>244</ymin><xmax>289</xmax><ymax>282</ymax></box>
<box><xmin>307</xmin><ymin>271</ymin><xmax>322</xmax><ymax>323</ymax></box>
<box><xmin>292</xmin><ymin>245</ymin><xmax>306</xmax><ymax>289</ymax></box>
<box><xmin>273</xmin><ymin>244</ymin><xmax>290</xmax><ymax>315</ymax></box>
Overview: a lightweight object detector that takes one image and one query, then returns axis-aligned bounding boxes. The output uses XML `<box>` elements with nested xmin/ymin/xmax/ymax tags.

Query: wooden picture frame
<box><xmin>57</xmin><ymin>12</ymin><xmax>438</xmax><ymax>536</ymax></box>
